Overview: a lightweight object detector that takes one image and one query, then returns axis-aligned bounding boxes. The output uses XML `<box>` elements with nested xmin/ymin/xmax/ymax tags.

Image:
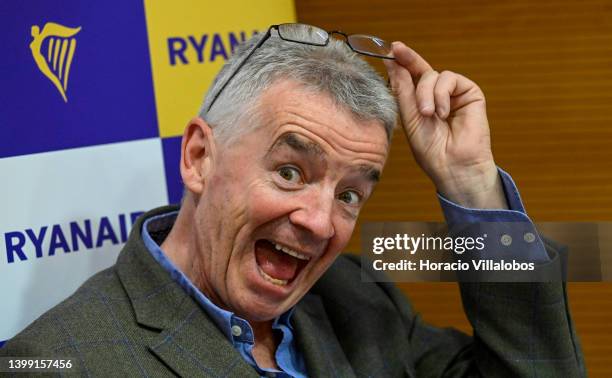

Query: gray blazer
<box><xmin>0</xmin><ymin>206</ymin><xmax>586</xmax><ymax>377</ymax></box>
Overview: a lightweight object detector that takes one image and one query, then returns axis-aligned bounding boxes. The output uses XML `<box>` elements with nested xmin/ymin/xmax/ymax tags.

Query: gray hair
<box><xmin>198</xmin><ymin>28</ymin><xmax>397</xmax><ymax>143</ymax></box>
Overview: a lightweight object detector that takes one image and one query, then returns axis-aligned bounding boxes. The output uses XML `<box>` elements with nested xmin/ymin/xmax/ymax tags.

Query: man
<box><xmin>1</xmin><ymin>24</ymin><xmax>585</xmax><ymax>377</ymax></box>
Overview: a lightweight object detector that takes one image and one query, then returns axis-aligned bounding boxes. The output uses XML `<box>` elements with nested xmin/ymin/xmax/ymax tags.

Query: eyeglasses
<box><xmin>204</xmin><ymin>23</ymin><xmax>395</xmax><ymax>115</ymax></box>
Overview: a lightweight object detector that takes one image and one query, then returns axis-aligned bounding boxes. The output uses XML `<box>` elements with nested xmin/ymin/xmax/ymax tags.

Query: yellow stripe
<box><xmin>47</xmin><ymin>38</ymin><xmax>54</xmax><ymax>62</ymax></box>
<box><xmin>52</xmin><ymin>38</ymin><xmax>61</xmax><ymax>71</ymax></box>
<box><xmin>58</xmin><ymin>39</ymin><xmax>68</xmax><ymax>82</ymax></box>
<box><xmin>63</xmin><ymin>38</ymin><xmax>76</xmax><ymax>91</ymax></box>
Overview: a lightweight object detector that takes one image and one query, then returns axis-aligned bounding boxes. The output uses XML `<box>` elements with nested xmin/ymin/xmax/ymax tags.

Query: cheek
<box><xmin>246</xmin><ymin>181</ymin><xmax>291</xmax><ymax>224</ymax></box>
<box><xmin>206</xmin><ymin>156</ymin><xmax>255</xmax><ymax>208</ymax></box>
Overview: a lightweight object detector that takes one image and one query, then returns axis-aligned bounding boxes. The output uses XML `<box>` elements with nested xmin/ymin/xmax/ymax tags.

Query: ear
<box><xmin>180</xmin><ymin>117</ymin><xmax>217</xmax><ymax>195</ymax></box>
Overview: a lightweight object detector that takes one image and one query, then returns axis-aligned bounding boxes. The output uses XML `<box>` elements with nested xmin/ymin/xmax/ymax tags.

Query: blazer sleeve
<box><xmin>355</xmin><ymin>238</ymin><xmax>587</xmax><ymax>378</ymax></box>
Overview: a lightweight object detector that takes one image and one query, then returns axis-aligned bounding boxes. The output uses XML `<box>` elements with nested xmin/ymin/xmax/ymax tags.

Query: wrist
<box><xmin>434</xmin><ymin>163</ymin><xmax>508</xmax><ymax>209</ymax></box>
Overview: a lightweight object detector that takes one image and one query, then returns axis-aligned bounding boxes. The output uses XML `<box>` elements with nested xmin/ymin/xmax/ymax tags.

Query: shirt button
<box><xmin>524</xmin><ymin>232</ymin><xmax>536</xmax><ymax>243</ymax></box>
<box><xmin>231</xmin><ymin>325</ymin><xmax>242</xmax><ymax>337</ymax></box>
<box><xmin>500</xmin><ymin>234</ymin><xmax>512</xmax><ymax>246</ymax></box>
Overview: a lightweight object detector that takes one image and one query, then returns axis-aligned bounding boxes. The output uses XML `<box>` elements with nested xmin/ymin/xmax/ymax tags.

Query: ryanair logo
<box><xmin>30</xmin><ymin>22</ymin><xmax>81</xmax><ymax>102</ymax></box>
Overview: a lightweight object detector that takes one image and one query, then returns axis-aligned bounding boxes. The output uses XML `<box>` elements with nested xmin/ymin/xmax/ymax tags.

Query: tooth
<box><xmin>293</xmin><ymin>250</ymin><xmax>308</xmax><ymax>260</ymax></box>
<box><xmin>287</xmin><ymin>249</ymin><xmax>306</xmax><ymax>260</ymax></box>
<box><xmin>271</xmin><ymin>241</ymin><xmax>311</xmax><ymax>261</ymax></box>
<box><xmin>257</xmin><ymin>266</ymin><xmax>288</xmax><ymax>286</ymax></box>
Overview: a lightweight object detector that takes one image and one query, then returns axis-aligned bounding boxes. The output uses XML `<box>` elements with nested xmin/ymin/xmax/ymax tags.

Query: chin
<box><xmin>230</xmin><ymin>270</ymin><xmax>303</xmax><ymax>322</ymax></box>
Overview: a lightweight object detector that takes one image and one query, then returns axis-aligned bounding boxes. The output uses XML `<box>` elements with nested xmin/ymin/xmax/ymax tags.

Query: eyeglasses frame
<box><xmin>204</xmin><ymin>23</ymin><xmax>395</xmax><ymax>115</ymax></box>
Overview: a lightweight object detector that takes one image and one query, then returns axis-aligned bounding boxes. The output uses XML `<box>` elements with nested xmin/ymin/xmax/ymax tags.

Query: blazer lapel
<box><xmin>293</xmin><ymin>293</ymin><xmax>356</xmax><ymax>378</ymax></box>
<box><xmin>147</xmin><ymin>298</ymin><xmax>257</xmax><ymax>378</ymax></box>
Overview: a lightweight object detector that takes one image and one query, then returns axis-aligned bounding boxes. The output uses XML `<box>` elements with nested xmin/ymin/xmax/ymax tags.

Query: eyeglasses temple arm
<box><xmin>328</xmin><ymin>30</ymin><xmax>348</xmax><ymax>38</ymax></box>
<box><xmin>204</xmin><ymin>26</ymin><xmax>275</xmax><ymax>116</ymax></box>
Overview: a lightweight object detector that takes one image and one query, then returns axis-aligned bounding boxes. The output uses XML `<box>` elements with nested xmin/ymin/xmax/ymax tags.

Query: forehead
<box><xmin>250</xmin><ymin>80</ymin><xmax>389</xmax><ymax>166</ymax></box>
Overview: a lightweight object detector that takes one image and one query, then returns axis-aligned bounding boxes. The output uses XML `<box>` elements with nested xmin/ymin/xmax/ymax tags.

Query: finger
<box><xmin>415</xmin><ymin>70</ymin><xmax>439</xmax><ymax>116</ymax></box>
<box><xmin>383</xmin><ymin>59</ymin><xmax>421</xmax><ymax>129</ymax></box>
<box><xmin>438</xmin><ymin>71</ymin><xmax>484</xmax><ymax>113</ymax></box>
<box><xmin>450</xmin><ymin>73</ymin><xmax>483</xmax><ymax>108</ymax></box>
<box><xmin>433</xmin><ymin>71</ymin><xmax>456</xmax><ymax>119</ymax></box>
<box><xmin>391</xmin><ymin>41</ymin><xmax>433</xmax><ymax>83</ymax></box>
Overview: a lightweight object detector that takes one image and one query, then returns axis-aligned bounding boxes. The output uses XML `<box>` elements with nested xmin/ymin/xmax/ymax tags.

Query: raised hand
<box><xmin>384</xmin><ymin>42</ymin><xmax>507</xmax><ymax>209</ymax></box>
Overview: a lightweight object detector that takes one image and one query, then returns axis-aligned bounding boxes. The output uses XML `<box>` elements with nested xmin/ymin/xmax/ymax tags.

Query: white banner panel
<box><xmin>0</xmin><ymin>139</ymin><xmax>168</xmax><ymax>340</ymax></box>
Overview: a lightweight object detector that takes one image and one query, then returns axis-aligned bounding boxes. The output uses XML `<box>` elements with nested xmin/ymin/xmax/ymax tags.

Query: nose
<box><xmin>289</xmin><ymin>188</ymin><xmax>336</xmax><ymax>240</ymax></box>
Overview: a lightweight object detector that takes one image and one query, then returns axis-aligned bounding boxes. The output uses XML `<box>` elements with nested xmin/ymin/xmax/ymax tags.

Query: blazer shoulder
<box><xmin>1</xmin><ymin>265</ymin><xmax>130</xmax><ymax>356</ymax></box>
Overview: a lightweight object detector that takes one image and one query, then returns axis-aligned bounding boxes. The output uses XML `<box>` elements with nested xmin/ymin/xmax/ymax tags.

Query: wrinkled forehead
<box><xmin>251</xmin><ymin>79</ymin><xmax>390</xmax><ymax>153</ymax></box>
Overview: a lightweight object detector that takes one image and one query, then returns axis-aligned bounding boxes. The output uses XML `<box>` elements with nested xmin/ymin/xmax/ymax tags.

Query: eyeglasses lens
<box><xmin>278</xmin><ymin>23</ymin><xmax>329</xmax><ymax>46</ymax></box>
<box><xmin>348</xmin><ymin>34</ymin><xmax>394</xmax><ymax>58</ymax></box>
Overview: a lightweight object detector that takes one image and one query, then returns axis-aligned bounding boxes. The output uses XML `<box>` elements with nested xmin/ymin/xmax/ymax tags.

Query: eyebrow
<box><xmin>358</xmin><ymin>164</ymin><xmax>381</xmax><ymax>183</ymax></box>
<box><xmin>268</xmin><ymin>132</ymin><xmax>381</xmax><ymax>182</ymax></box>
<box><xmin>268</xmin><ymin>133</ymin><xmax>326</xmax><ymax>159</ymax></box>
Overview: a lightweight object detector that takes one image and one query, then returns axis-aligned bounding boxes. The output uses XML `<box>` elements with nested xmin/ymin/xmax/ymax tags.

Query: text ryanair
<box><xmin>167</xmin><ymin>30</ymin><xmax>259</xmax><ymax>65</ymax></box>
<box><xmin>3</xmin><ymin>211</ymin><xmax>144</xmax><ymax>264</ymax></box>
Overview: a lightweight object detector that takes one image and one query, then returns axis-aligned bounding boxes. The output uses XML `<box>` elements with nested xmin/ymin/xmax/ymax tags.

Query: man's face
<box><xmin>192</xmin><ymin>80</ymin><xmax>389</xmax><ymax>321</ymax></box>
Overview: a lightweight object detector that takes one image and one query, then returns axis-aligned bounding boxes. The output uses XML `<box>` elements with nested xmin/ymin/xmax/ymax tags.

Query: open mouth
<box><xmin>254</xmin><ymin>239</ymin><xmax>311</xmax><ymax>286</ymax></box>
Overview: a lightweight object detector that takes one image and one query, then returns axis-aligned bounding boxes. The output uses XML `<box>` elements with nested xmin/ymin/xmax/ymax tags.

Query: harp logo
<box><xmin>30</xmin><ymin>22</ymin><xmax>81</xmax><ymax>102</ymax></box>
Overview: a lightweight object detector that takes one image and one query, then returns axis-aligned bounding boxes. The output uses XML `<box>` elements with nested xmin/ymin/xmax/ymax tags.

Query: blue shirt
<box><xmin>142</xmin><ymin>167</ymin><xmax>545</xmax><ymax>377</ymax></box>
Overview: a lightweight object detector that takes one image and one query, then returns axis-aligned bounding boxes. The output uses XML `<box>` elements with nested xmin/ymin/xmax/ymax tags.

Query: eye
<box><xmin>338</xmin><ymin>190</ymin><xmax>361</xmax><ymax>205</ymax></box>
<box><xmin>277</xmin><ymin>166</ymin><xmax>302</xmax><ymax>184</ymax></box>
